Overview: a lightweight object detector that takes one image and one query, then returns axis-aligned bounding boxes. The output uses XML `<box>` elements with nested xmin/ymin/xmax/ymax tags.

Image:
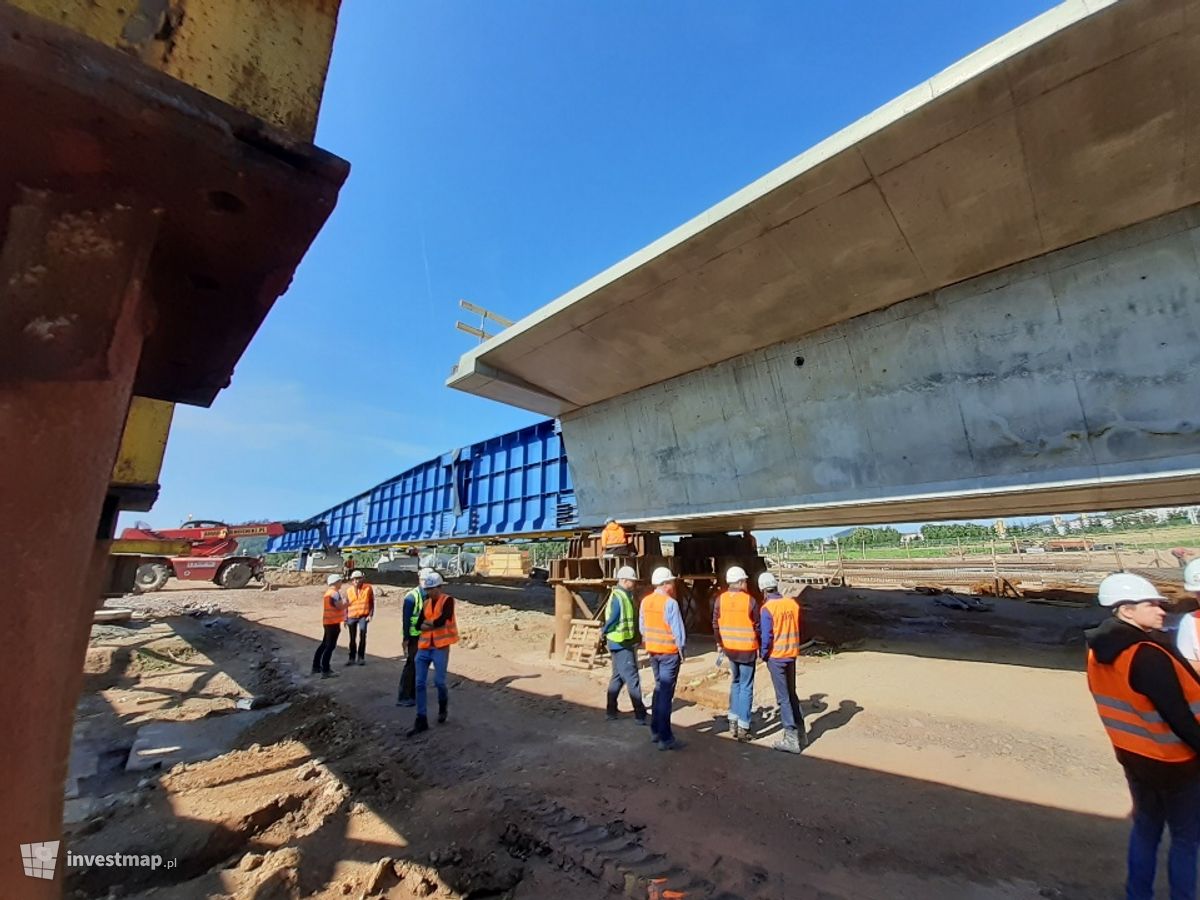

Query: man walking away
<box><xmin>605</xmin><ymin>566</ymin><xmax>647</xmax><ymax>724</ymax></box>
<box><xmin>344</xmin><ymin>570</ymin><xmax>375</xmax><ymax>666</ymax></box>
<box><xmin>1175</xmin><ymin>559</ymin><xmax>1200</xmax><ymax>673</ymax></box>
<box><xmin>1086</xmin><ymin>572</ymin><xmax>1200</xmax><ymax>900</ymax></box>
<box><xmin>407</xmin><ymin>571</ymin><xmax>458</xmax><ymax>737</ymax></box>
<box><xmin>713</xmin><ymin>566</ymin><xmax>760</xmax><ymax>741</ymax></box>
<box><xmin>640</xmin><ymin>566</ymin><xmax>686</xmax><ymax>751</ymax></box>
<box><xmin>312</xmin><ymin>574</ymin><xmax>346</xmax><ymax>679</ymax></box>
<box><xmin>396</xmin><ymin>573</ymin><xmax>429</xmax><ymax>707</ymax></box>
<box><xmin>759</xmin><ymin>572</ymin><xmax>806</xmax><ymax>754</ymax></box>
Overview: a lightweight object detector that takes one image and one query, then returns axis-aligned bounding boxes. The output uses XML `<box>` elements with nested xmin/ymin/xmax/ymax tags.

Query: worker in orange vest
<box><xmin>640</xmin><ymin>566</ymin><xmax>686</xmax><ymax>751</ymax></box>
<box><xmin>601</xmin><ymin>517</ymin><xmax>629</xmax><ymax>557</ymax></box>
<box><xmin>407</xmin><ymin>569</ymin><xmax>459</xmax><ymax>737</ymax></box>
<box><xmin>713</xmin><ymin>566</ymin><xmax>760</xmax><ymax>741</ymax></box>
<box><xmin>344</xmin><ymin>570</ymin><xmax>375</xmax><ymax>667</ymax></box>
<box><xmin>311</xmin><ymin>574</ymin><xmax>347</xmax><ymax>679</ymax></box>
<box><xmin>1086</xmin><ymin>573</ymin><xmax>1200</xmax><ymax>900</ymax></box>
<box><xmin>759</xmin><ymin>572</ymin><xmax>806</xmax><ymax>754</ymax></box>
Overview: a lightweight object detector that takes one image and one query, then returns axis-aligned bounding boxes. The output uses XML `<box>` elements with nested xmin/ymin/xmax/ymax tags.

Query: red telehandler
<box><xmin>119</xmin><ymin>519</ymin><xmax>335</xmax><ymax>592</ymax></box>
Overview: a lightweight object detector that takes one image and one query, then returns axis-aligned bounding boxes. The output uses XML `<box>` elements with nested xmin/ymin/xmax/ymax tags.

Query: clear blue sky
<box><xmin>143</xmin><ymin>0</ymin><xmax>1061</xmax><ymax>538</ymax></box>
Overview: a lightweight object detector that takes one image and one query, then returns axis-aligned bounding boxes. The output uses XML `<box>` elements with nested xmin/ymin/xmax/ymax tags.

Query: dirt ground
<box><xmin>67</xmin><ymin>578</ymin><xmax>1139</xmax><ymax>899</ymax></box>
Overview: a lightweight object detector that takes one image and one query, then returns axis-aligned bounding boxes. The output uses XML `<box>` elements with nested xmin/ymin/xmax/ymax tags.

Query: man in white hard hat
<box><xmin>713</xmin><ymin>566</ymin><xmax>760</xmax><ymax>741</ymax></box>
<box><xmin>603</xmin><ymin>566</ymin><xmax>647</xmax><ymax>724</ymax></box>
<box><xmin>396</xmin><ymin>569</ymin><xmax>432</xmax><ymax>707</ymax></box>
<box><xmin>344</xmin><ymin>570</ymin><xmax>375</xmax><ymax>667</ymax></box>
<box><xmin>1086</xmin><ymin>572</ymin><xmax>1200</xmax><ymax>900</ymax></box>
<box><xmin>311</xmin><ymin>574</ymin><xmax>347</xmax><ymax>679</ymax></box>
<box><xmin>1175</xmin><ymin>559</ymin><xmax>1200</xmax><ymax>673</ymax></box>
<box><xmin>758</xmin><ymin>572</ymin><xmax>806</xmax><ymax>754</ymax></box>
<box><xmin>406</xmin><ymin>569</ymin><xmax>459</xmax><ymax>737</ymax></box>
<box><xmin>640</xmin><ymin>566</ymin><xmax>686</xmax><ymax>750</ymax></box>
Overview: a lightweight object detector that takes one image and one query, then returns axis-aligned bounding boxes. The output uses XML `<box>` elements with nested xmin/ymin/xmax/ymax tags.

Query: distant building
<box><xmin>900</xmin><ymin>532</ymin><xmax>924</xmax><ymax>545</ymax></box>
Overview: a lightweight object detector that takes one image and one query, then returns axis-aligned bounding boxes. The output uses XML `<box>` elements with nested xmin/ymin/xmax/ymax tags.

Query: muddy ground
<box><xmin>67</xmin><ymin>579</ymin><xmax>1134</xmax><ymax>899</ymax></box>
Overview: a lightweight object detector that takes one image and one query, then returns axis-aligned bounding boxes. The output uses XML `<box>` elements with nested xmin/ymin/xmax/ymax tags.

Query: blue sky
<box><xmin>145</xmin><ymin>0</ymin><xmax>1061</xmax><ymax>538</ymax></box>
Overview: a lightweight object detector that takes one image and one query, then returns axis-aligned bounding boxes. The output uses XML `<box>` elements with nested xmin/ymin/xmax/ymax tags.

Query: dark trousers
<box><xmin>346</xmin><ymin>617</ymin><xmax>369</xmax><ymax>660</ymax></box>
<box><xmin>1125</xmin><ymin>766</ymin><xmax>1200</xmax><ymax>900</ymax></box>
<box><xmin>649</xmin><ymin>653</ymin><xmax>680</xmax><ymax>744</ymax></box>
<box><xmin>397</xmin><ymin>635</ymin><xmax>419</xmax><ymax>702</ymax></box>
<box><xmin>312</xmin><ymin>624</ymin><xmax>340</xmax><ymax>673</ymax></box>
<box><xmin>606</xmin><ymin>646</ymin><xmax>646</xmax><ymax>719</ymax></box>
<box><xmin>767</xmin><ymin>657</ymin><xmax>804</xmax><ymax>735</ymax></box>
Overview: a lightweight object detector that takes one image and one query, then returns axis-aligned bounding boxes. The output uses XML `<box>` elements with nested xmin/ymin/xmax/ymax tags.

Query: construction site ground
<box><xmin>72</xmin><ymin>577</ymin><xmax>1143</xmax><ymax>899</ymax></box>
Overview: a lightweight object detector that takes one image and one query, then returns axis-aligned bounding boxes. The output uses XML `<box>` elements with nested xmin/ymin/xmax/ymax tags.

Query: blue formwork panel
<box><xmin>267</xmin><ymin>419</ymin><xmax>581</xmax><ymax>553</ymax></box>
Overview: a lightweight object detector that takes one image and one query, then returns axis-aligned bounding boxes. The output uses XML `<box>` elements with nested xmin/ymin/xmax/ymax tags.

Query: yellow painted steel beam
<box><xmin>6</xmin><ymin>0</ymin><xmax>341</xmax><ymax>138</ymax></box>
<box><xmin>110</xmin><ymin>538</ymin><xmax>191</xmax><ymax>556</ymax></box>
<box><xmin>111</xmin><ymin>396</ymin><xmax>174</xmax><ymax>498</ymax></box>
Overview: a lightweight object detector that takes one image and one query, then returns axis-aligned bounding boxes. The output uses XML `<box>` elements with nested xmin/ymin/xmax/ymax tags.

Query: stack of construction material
<box><xmin>475</xmin><ymin>546</ymin><xmax>531</xmax><ymax>578</ymax></box>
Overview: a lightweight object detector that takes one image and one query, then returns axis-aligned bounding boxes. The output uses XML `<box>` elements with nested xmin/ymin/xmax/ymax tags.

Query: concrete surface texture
<box><xmin>448</xmin><ymin>0</ymin><xmax>1200</xmax><ymax>416</ymax></box>
<box><xmin>561</xmin><ymin>206</ymin><xmax>1200</xmax><ymax>530</ymax></box>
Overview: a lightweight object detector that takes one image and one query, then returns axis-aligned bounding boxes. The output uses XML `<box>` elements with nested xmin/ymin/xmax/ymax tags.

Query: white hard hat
<box><xmin>726</xmin><ymin>566</ymin><xmax>748</xmax><ymax>584</ymax></box>
<box><xmin>350</xmin><ymin>570</ymin><xmax>364</xmax><ymax>579</ymax></box>
<box><xmin>758</xmin><ymin>572</ymin><xmax>778</xmax><ymax>591</ymax></box>
<box><xmin>1185</xmin><ymin>559</ymin><xmax>1200</xmax><ymax>592</ymax></box>
<box><xmin>616</xmin><ymin>566</ymin><xmax>638</xmax><ymax>581</ymax></box>
<box><xmin>650</xmin><ymin>566</ymin><xmax>675</xmax><ymax>586</ymax></box>
<box><xmin>326</xmin><ymin>574</ymin><xmax>343</xmax><ymax>586</ymax></box>
<box><xmin>420</xmin><ymin>570</ymin><xmax>444</xmax><ymax>589</ymax></box>
<box><xmin>1098</xmin><ymin>572</ymin><xmax>1167</xmax><ymax>607</ymax></box>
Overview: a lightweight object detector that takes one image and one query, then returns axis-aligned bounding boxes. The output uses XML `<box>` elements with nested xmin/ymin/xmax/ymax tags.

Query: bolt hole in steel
<box><xmin>188</xmin><ymin>272</ymin><xmax>221</xmax><ymax>291</ymax></box>
<box><xmin>207</xmin><ymin>190</ymin><xmax>246</xmax><ymax>214</ymax></box>
<box><xmin>794</xmin><ymin>356</ymin><xmax>805</xmax><ymax>368</ymax></box>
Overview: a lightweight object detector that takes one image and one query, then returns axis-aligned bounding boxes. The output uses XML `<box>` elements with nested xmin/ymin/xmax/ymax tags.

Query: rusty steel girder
<box><xmin>0</xmin><ymin>1</ymin><xmax>350</xmax><ymax>405</ymax></box>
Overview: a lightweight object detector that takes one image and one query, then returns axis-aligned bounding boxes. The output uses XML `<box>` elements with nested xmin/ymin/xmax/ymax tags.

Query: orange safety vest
<box><xmin>716</xmin><ymin>590</ymin><xmax>758</xmax><ymax>652</ymax></box>
<box><xmin>345</xmin><ymin>583</ymin><xmax>374</xmax><ymax>618</ymax></box>
<box><xmin>417</xmin><ymin>594</ymin><xmax>459</xmax><ymax>650</ymax></box>
<box><xmin>763</xmin><ymin>596</ymin><xmax>802</xmax><ymax>659</ymax></box>
<box><xmin>642</xmin><ymin>591</ymin><xmax>678</xmax><ymax>654</ymax></box>
<box><xmin>322</xmin><ymin>588</ymin><xmax>345</xmax><ymax>626</ymax></box>
<box><xmin>1087</xmin><ymin>641</ymin><xmax>1200</xmax><ymax>763</ymax></box>
<box><xmin>601</xmin><ymin>522</ymin><xmax>627</xmax><ymax>547</ymax></box>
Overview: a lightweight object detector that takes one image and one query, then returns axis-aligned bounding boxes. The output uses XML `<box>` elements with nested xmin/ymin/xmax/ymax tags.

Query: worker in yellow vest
<box><xmin>713</xmin><ymin>566</ymin><xmax>760</xmax><ymax>741</ymax></box>
<box><xmin>640</xmin><ymin>566</ymin><xmax>686</xmax><ymax>751</ymax></box>
<box><xmin>604</xmin><ymin>565</ymin><xmax>647</xmax><ymax>724</ymax></box>
<box><xmin>758</xmin><ymin>572</ymin><xmax>806</xmax><ymax>754</ymax></box>
<box><xmin>396</xmin><ymin>579</ymin><xmax>427</xmax><ymax>707</ymax></box>
<box><xmin>344</xmin><ymin>570</ymin><xmax>375</xmax><ymax>666</ymax></box>
<box><xmin>1086</xmin><ymin>572</ymin><xmax>1200</xmax><ymax>900</ymax></box>
<box><xmin>311</xmin><ymin>574</ymin><xmax>346</xmax><ymax>679</ymax></box>
<box><xmin>407</xmin><ymin>570</ymin><xmax>458</xmax><ymax>737</ymax></box>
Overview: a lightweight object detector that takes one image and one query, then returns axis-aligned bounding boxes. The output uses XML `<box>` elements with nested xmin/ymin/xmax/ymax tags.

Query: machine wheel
<box><xmin>134</xmin><ymin>563</ymin><xmax>170</xmax><ymax>593</ymax></box>
<box><xmin>218</xmin><ymin>562</ymin><xmax>253</xmax><ymax>590</ymax></box>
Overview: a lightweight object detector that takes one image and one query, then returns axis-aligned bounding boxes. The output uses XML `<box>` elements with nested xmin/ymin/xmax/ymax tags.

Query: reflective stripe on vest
<box><xmin>322</xmin><ymin>588</ymin><xmax>344</xmax><ymax>626</ymax></box>
<box><xmin>717</xmin><ymin>591</ymin><xmax>758</xmax><ymax>652</ymax></box>
<box><xmin>346</xmin><ymin>583</ymin><xmax>373</xmax><ymax>618</ymax></box>
<box><xmin>405</xmin><ymin>588</ymin><xmax>425</xmax><ymax>638</ymax></box>
<box><xmin>606</xmin><ymin>587</ymin><xmax>636</xmax><ymax>644</ymax></box>
<box><xmin>418</xmin><ymin>594</ymin><xmax>459</xmax><ymax>650</ymax></box>
<box><xmin>642</xmin><ymin>591</ymin><xmax>677</xmax><ymax>654</ymax></box>
<box><xmin>764</xmin><ymin>597</ymin><xmax>802</xmax><ymax>659</ymax></box>
<box><xmin>1087</xmin><ymin>642</ymin><xmax>1200</xmax><ymax>763</ymax></box>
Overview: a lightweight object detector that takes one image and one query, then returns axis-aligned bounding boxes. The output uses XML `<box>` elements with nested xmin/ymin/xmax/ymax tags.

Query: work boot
<box><xmin>437</xmin><ymin>700</ymin><xmax>448</xmax><ymax>725</ymax></box>
<box><xmin>658</xmin><ymin>739</ymin><xmax>684</xmax><ymax>751</ymax></box>
<box><xmin>731</xmin><ymin>723</ymin><xmax>742</xmax><ymax>741</ymax></box>
<box><xmin>321</xmin><ymin>671</ymin><xmax>338</xmax><ymax>679</ymax></box>
<box><xmin>396</xmin><ymin>698</ymin><xmax>415</xmax><ymax>708</ymax></box>
<box><xmin>773</xmin><ymin>728</ymin><xmax>802</xmax><ymax>754</ymax></box>
<box><xmin>406</xmin><ymin>716</ymin><xmax>429</xmax><ymax>737</ymax></box>
<box><xmin>737</xmin><ymin>724</ymin><xmax>753</xmax><ymax>743</ymax></box>
<box><xmin>345</xmin><ymin>657</ymin><xmax>355</xmax><ymax>666</ymax></box>
<box><xmin>357</xmin><ymin>658</ymin><xmax>366</xmax><ymax>666</ymax></box>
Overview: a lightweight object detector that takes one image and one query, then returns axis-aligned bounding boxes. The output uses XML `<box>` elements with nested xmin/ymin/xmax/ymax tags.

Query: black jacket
<box><xmin>1085</xmin><ymin>618</ymin><xmax>1200</xmax><ymax>783</ymax></box>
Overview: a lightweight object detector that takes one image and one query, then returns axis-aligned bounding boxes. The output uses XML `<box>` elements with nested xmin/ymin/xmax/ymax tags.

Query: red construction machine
<box><xmin>119</xmin><ymin>519</ymin><xmax>334</xmax><ymax>592</ymax></box>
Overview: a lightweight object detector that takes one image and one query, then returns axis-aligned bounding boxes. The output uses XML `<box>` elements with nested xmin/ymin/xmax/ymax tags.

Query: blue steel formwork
<box><xmin>267</xmin><ymin>419</ymin><xmax>583</xmax><ymax>553</ymax></box>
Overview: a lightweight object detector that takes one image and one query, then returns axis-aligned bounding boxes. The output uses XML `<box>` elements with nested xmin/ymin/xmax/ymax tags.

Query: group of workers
<box><xmin>602</xmin><ymin>563</ymin><xmax>807</xmax><ymax>753</ymax></box>
<box><xmin>315</xmin><ymin>568</ymin><xmax>460</xmax><ymax>738</ymax></box>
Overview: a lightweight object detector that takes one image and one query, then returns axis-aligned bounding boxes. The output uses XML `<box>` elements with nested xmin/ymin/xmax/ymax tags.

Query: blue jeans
<box><xmin>649</xmin><ymin>653</ymin><xmax>680</xmax><ymax>744</ymax></box>
<box><xmin>607</xmin><ymin>646</ymin><xmax>646</xmax><ymax>719</ymax></box>
<box><xmin>728</xmin><ymin>660</ymin><xmax>755</xmax><ymax>729</ymax></box>
<box><xmin>1125</xmin><ymin>767</ymin><xmax>1200</xmax><ymax>900</ymax></box>
<box><xmin>766</xmin><ymin>657</ymin><xmax>804</xmax><ymax>734</ymax></box>
<box><xmin>415</xmin><ymin>647</ymin><xmax>450</xmax><ymax>717</ymax></box>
